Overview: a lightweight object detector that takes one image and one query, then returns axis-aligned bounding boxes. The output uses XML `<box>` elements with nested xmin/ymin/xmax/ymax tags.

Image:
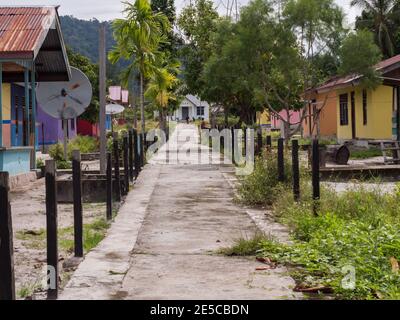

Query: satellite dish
<box><xmin>106</xmin><ymin>104</ymin><xmax>125</xmax><ymax>115</ymax></box>
<box><xmin>37</xmin><ymin>67</ymin><xmax>92</xmax><ymax>119</ymax></box>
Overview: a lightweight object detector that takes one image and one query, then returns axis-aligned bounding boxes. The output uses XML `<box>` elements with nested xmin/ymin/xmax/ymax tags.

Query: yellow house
<box><xmin>312</xmin><ymin>54</ymin><xmax>400</xmax><ymax>142</ymax></box>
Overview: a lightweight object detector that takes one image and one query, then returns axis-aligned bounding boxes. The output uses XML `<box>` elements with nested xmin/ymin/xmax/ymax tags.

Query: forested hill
<box><xmin>60</xmin><ymin>16</ymin><xmax>115</xmax><ymax>63</ymax></box>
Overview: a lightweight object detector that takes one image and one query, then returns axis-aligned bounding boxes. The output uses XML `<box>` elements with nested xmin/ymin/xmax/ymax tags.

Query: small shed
<box><xmin>0</xmin><ymin>6</ymin><xmax>70</xmax><ymax>175</ymax></box>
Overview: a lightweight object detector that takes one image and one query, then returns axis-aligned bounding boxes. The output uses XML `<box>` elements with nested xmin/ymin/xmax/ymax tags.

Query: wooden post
<box><xmin>230</xmin><ymin>127</ymin><xmax>235</xmax><ymax>164</ymax></box>
<box><xmin>266</xmin><ymin>135</ymin><xmax>272</xmax><ymax>150</ymax></box>
<box><xmin>278</xmin><ymin>138</ymin><xmax>285</xmax><ymax>182</ymax></box>
<box><xmin>140</xmin><ymin>133</ymin><xmax>145</xmax><ymax>168</ymax></box>
<box><xmin>0</xmin><ymin>172</ymin><xmax>15</xmax><ymax>300</ymax></box>
<box><xmin>133</xmin><ymin>129</ymin><xmax>140</xmax><ymax>178</ymax></box>
<box><xmin>244</xmin><ymin>127</ymin><xmax>247</xmax><ymax>156</ymax></box>
<box><xmin>99</xmin><ymin>23</ymin><xmax>107</xmax><ymax>174</ymax></box>
<box><xmin>106</xmin><ymin>152</ymin><xmax>113</xmax><ymax>220</ymax></box>
<box><xmin>257</xmin><ymin>128</ymin><xmax>263</xmax><ymax>156</ymax></box>
<box><xmin>123</xmin><ymin>134</ymin><xmax>129</xmax><ymax>195</ymax></box>
<box><xmin>292</xmin><ymin>140</ymin><xmax>300</xmax><ymax>202</ymax></box>
<box><xmin>45</xmin><ymin>160</ymin><xmax>58</xmax><ymax>300</ymax></box>
<box><xmin>113</xmin><ymin>133</ymin><xmax>121</xmax><ymax>202</ymax></box>
<box><xmin>128</xmin><ymin>130</ymin><xmax>134</xmax><ymax>182</ymax></box>
<box><xmin>72</xmin><ymin>150</ymin><xmax>83</xmax><ymax>258</ymax></box>
<box><xmin>312</xmin><ymin>139</ymin><xmax>320</xmax><ymax>215</ymax></box>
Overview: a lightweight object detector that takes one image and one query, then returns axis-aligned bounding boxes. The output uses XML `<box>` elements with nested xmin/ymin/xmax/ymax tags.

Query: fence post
<box><xmin>72</xmin><ymin>150</ymin><xmax>83</xmax><ymax>258</ymax></box>
<box><xmin>45</xmin><ymin>160</ymin><xmax>58</xmax><ymax>300</ymax></box>
<box><xmin>113</xmin><ymin>133</ymin><xmax>121</xmax><ymax>202</ymax></box>
<box><xmin>244</xmin><ymin>127</ymin><xmax>247</xmax><ymax>156</ymax></box>
<box><xmin>312</xmin><ymin>139</ymin><xmax>320</xmax><ymax>215</ymax></box>
<box><xmin>231</xmin><ymin>127</ymin><xmax>235</xmax><ymax>164</ymax></box>
<box><xmin>266</xmin><ymin>135</ymin><xmax>272</xmax><ymax>150</ymax></box>
<box><xmin>106</xmin><ymin>152</ymin><xmax>113</xmax><ymax>220</ymax></box>
<box><xmin>257</xmin><ymin>128</ymin><xmax>263</xmax><ymax>156</ymax></box>
<box><xmin>292</xmin><ymin>140</ymin><xmax>300</xmax><ymax>202</ymax></box>
<box><xmin>133</xmin><ymin>129</ymin><xmax>140</xmax><ymax>178</ymax></box>
<box><xmin>277</xmin><ymin>138</ymin><xmax>285</xmax><ymax>182</ymax></box>
<box><xmin>140</xmin><ymin>133</ymin><xmax>145</xmax><ymax>168</ymax></box>
<box><xmin>123</xmin><ymin>133</ymin><xmax>129</xmax><ymax>195</ymax></box>
<box><xmin>0</xmin><ymin>172</ymin><xmax>15</xmax><ymax>300</ymax></box>
<box><xmin>128</xmin><ymin>129</ymin><xmax>134</xmax><ymax>182</ymax></box>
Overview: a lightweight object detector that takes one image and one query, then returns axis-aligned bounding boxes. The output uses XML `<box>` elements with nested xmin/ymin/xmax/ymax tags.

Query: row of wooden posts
<box><xmin>223</xmin><ymin>127</ymin><xmax>320</xmax><ymax>206</ymax></box>
<box><xmin>0</xmin><ymin>128</ymin><xmax>151</xmax><ymax>300</ymax></box>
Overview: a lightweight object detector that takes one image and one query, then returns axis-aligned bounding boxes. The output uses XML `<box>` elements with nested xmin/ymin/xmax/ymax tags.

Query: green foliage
<box><xmin>218</xmin><ymin>233</ymin><xmax>269</xmax><ymax>256</ymax></box>
<box><xmin>258</xmin><ymin>184</ymin><xmax>400</xmax><ymax>299</ymax></box>
<box><xmin>178</xmin><ymin>0</ymin><xmax>219</xmax><ymax>96</ymax></box>
<box><xmin>237</xmin><ymin>152</ymin><xmax>294</xmax><ymax>206</ymax></box>
<box><xmin>48</xmin><ymin>136</ymin><xmax>99</xmax><ymax>168</ymax></box>
<box><xmin>36</xmin><ymin>158</ymin><xmax>44</xmax><ymax>168</ymax></box>
<box><xmin>338</xmin><ymin>29</ymin><xmax>383</xmax><ymax>89</ymax></box>
<box><xmin>352</xmin><ymin>0</ymin><xmax>400</xmax><ymax>58</ymax></box>
<box><xmin>350</xmin><ymin>147</ymin><xmax>382</xmax><ymax>159</ymax></box>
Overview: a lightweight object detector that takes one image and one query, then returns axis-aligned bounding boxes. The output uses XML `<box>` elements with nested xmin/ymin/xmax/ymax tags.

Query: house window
<box><xmin>339</xmin><ymin>93</ymin><xmax>349</xmax><ymax>126</ymax></box>
<box><xmin>71</xmin><ymin>118</ymin><xmax>75</xmax><ymax>131</ymax></box>
<box><xmin>197</xmin><ymin>106</ymin><xmax>205</xmax><ymax>116</ymax></box>
<box><xmin>362</xmin><ymin>89</ymin><xmax>367</xmax><ymax>125</ymax></box>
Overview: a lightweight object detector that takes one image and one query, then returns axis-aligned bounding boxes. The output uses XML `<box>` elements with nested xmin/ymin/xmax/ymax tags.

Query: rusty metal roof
<box><xmin>315</xmin><ymin>54</ymin><xmax>400</xmax><ymax>93</ymax></box>
<box><xmin>0</xmin><ymin>6</ymin><xmax>70</xmax><ymax>81</ymax></box>
<box><xmin>0</xmin><ymin>6</ymin><xmax>56</xmax><ymax>59</ymax></box>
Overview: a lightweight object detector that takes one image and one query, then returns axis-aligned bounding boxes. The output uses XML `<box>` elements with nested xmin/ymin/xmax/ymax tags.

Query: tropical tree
<box><xmin>109</xmin><ymin>0</ymin><xmax>170</xmax><ymax>133</ymax></box>
<box><xmin>145</xmin><ymin>56</ymin><xmax>181</xmax><ymax>132</ymax></box>
<box><xmin>178</xmin><ymin>0</ymin><xmax>219</xmax><ymax>96</ymax></box>
<box><xmin>352</xmin><ymin>0</ymin><xmax>400</xmax><ymax>58</ymax></box>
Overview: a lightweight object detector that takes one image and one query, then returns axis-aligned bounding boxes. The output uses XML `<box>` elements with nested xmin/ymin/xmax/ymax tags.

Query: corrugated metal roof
<box><xmin>315</xmin><ymin>54</ymin><xmax>400</xmax><ymax>93</ymax></box>
<box><xmin>0</xmin><ymin>6</ymin><xmax>56</xmax><ymax>58</ymax></box>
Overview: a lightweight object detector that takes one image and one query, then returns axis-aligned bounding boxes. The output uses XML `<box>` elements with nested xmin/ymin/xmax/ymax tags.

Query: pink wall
<box><xmin>271</xmin><ymin>109</ymin><xmax>301</xmax><ymax>130</ymax></box>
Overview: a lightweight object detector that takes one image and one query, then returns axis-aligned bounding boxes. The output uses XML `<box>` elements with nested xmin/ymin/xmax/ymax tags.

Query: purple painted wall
<box><xmin>37</xmin><ymin>104</ymin><xmax>77</xmax><ymax>147</ymax></box>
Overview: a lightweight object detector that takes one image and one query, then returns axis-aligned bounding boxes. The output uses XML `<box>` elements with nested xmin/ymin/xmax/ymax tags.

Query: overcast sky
<box><xmin>3</xmin><ymin>0</ymin><xmax>360</xmax><ymax>26</ymax></box>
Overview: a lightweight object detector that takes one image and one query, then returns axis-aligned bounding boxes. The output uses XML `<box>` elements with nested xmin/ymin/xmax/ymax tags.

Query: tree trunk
<box><xmin>140</xmin><ymin>71</ymin><xmax>145</xmax><ymax>134</ymax></box>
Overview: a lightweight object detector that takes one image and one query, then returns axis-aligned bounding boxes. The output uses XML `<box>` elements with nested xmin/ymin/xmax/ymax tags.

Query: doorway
<box><xmin>182</xmin><ymin>107</ymin><xmax>189</xmax><ymax>120</ymax></box>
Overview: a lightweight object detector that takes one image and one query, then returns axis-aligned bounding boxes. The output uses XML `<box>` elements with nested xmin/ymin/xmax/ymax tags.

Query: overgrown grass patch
<box><xmin>261</xmin><ymin>185</ymin><xmax>400</xmax><ymax>299</ymax></box>
<box><xmin>17</xmin><ymin>218</ymin><xmax>110</xmax><ymax>253</ymax></box>
<box><xmin>237</xmin><ymin>153</ymin><xmax>400</xmax><ymax>299</ymax></box>
<box><xmin>350</xmin><ymin>147</ymin><xmax>382</xmax><ymax>160</ymax></box>
<box><xmin>218</xmin><ymin>233</ymin><xmax>269</xmax><ymax>256</ymax></box>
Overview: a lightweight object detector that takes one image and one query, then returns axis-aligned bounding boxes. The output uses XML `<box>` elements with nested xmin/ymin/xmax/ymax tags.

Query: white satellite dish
<box><xmin>106</xmin><ymin>104</ymin><xmax>125</xmax><ymax>115</ymax></box>
<box><xmin>37</xmin><ymin>67</ymin><xmax>92</xmax><ymax>120</ymax></box>
<box><xmin>36</xmin><ymin>67</ymin><xmax>92</xmax><ymax>159</ymax></box>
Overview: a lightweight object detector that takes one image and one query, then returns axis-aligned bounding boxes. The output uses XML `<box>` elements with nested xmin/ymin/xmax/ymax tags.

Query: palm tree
<box><xmin>351</xmin><ymin>0</ymin><xmax>399</xmax><ymax>58</ymax></box>
<box><xmin>145</xmin><ymin>57</ymin><xmax>180</xmax><ymax>132</ymax></box>
<box><xmin>109</xmin><ymin>0</ymin><xmax>170</xmax><ymax>134</ymax></box>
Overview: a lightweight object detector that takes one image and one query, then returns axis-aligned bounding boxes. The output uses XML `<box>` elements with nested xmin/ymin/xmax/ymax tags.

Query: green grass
<box><xmin>237</xmin><ymin>152</ymin><xmax>400</xmax><ymax>299</ymax></box>
<box><xmin>350</xmin><ymin>148</ymin><xmax>382</xmax><ymax>159</ymax></box>
<box><xmin>16</xmin><ymin>218</ymin><xmax>110</xmax><ymax>253</ymax></box>
<box><xmin>218</xmin><ymin>233</ymin><xmax>269</xmax><ymax>256</ymax></box>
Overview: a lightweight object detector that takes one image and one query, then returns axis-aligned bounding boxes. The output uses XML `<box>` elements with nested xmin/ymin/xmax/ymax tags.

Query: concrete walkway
<box><xmin>60</xmin><ymin>124</ymin><xmax>300</xmax><ymax>300</ymax></box>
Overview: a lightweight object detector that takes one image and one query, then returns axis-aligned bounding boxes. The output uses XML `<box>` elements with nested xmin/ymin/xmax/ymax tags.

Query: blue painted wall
<box><xmin>0</xmin><ymin>148</ymin><xmax>31</xmax><ymax>176</ymax></box>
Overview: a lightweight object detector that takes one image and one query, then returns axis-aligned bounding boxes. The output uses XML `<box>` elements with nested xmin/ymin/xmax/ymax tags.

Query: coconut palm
<box><xmin>109</xmin><ymin>0</ymin><xmax>170</xmax><ymax>133</ymax></box>
<box><xmin>351</xmin><ymin>0</ymin><xmax>400</xmax><ymax>58</ymax></box>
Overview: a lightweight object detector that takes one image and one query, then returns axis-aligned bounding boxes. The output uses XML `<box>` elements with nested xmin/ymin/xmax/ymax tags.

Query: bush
<box><xmin>237</xmin><ymin>152</ymin><xmax>294</xmax><ymax>206</ymax></box>
<box><xmin>48</xmin><ymin>135</ymin><xmax>98</xmax><ymax>169</ymax></box>
<box><xmin>67</xmin><ymin>135</ymin><xmax>99</xmax><ymax>158</ymax></box>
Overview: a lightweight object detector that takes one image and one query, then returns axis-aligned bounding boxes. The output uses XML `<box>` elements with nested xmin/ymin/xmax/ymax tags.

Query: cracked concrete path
<box><xmin>60</xmin><ymin>124</ymin><xmax>301</xmax><ymax>300</ymax></box>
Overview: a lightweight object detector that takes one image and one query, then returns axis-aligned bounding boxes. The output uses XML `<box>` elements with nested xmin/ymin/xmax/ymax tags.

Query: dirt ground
<box><xmin>10</xmin><ymin>174</ymin><xmax>107</xmax><ymax>299</ymax></box>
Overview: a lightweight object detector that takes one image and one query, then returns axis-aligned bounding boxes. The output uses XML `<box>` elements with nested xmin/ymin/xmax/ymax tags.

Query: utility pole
<box><xmin>99</xmin><ymin>23</ymin><xmax>107</xmax><ymax>174</ymax></box>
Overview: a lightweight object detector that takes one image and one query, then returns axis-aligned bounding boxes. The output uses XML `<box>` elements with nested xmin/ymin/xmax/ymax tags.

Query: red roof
<box><xmin>0</xmin><ymin>6</ymin><xmax>56</xmax><ymax>59</ymax></box>
<box><xmin>315</xmin><ymin>54</ymin><xmax>400</xmax><ymax>93</ymax></box>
